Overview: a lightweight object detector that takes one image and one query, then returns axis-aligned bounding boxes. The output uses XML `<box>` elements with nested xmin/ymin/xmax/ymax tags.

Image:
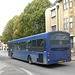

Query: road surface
<box><xmin>0</xmin><ymin>50</ymin><xmax>75</xmax><ymax>75</ymax></box>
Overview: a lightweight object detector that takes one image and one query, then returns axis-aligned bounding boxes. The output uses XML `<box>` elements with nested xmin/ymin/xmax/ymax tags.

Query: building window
<box><xmin>52</xmin><ymin>25</ymin><xmax>56</xmax><ymax>31</ymax></box>
<box><xmin>64</xmin><ymin>0</ymin><xmax>68</xmax><ymax>10</ymax></box>
<box><xmin>64</xmin><ymin>18</ymin><xmax>69</xmax><ymax>29</ymax></box>
<box><xmin>66</xmin><ymin>18</ymin><xmax>68</xmax><ymax>29</ymax></box>
<box><xmin>64</xmin><ymin>19</ymin><xmax>66</xmax><ymax>29</ymax></box>
<box><xmin>69</xmin><ymin>0</ymin><xmax>72</xmax><ymax>8</ymax></box>
<box><xmin>51</xmin><ymin>9</ymin><xmax>55</xmax><ymax>17</ymax></box>
<box><xmin>71</xmin><ymin>37</ymin><xmax>73</xmax><ymax>49</ymax></box>
<box><xmin>70</xmin><ymin>17</ymin><xmax>73</xmax><ymax>28</ymax></box>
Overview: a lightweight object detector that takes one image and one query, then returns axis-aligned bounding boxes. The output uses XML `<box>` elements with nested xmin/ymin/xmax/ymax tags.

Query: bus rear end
<box><xmin>47</xmin><ymin>32</ymin><xmax>71</xmax><ymax>64</ymax></box>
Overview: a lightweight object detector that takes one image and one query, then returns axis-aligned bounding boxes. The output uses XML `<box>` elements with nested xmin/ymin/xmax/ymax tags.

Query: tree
<box><xmin>24</xmin><ymin>0</ymin><xmax>52</xmax><ymax>34</ymax></box>
<box><xmin>2</xmin><ymin>15</ymin><xmax>18</xmax><ymax>43</ymax></box>
<box><xmin>13</xmin><ymin>0</ymin><xmax>52</xmax><ymax>39</ymax></box>
<box><xmin>0</xmin><ymin>36</ymin><xmax>2</xmax><ymax>41</ymax></box>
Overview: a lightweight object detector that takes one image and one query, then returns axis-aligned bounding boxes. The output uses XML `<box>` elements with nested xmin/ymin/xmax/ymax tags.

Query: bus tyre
<box><xmin>28</xmin><ymin>56</ymin><xmax>32</xmax><ymax>64</ymax></box>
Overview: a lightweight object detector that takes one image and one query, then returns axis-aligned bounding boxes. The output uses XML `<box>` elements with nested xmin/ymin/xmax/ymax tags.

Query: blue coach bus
<box><xmin>8</xmin><ymin>31</ymin><xmax>71</xmax><ymax>64</ymax></box>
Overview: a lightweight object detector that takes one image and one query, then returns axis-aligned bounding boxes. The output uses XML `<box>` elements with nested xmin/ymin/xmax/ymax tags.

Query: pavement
<box><xmin>71</xmin><ymin>52</ymin><xmax>75</xmax><ymax>61</ymax></box>
<box><xmin>71</xmin><ymin>56</ymin><xmax>75</xmax><ymax>61</ymax></box>
<box><xmin>0</xmin><ymin>50</ymin><xmax>8</xmax><ymax>57</ymax></box>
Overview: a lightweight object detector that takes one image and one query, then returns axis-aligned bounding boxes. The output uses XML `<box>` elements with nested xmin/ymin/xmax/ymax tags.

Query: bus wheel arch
<box><xmin>27</xmin><ymin>55</ymin><xmax>32</xmax><ymax>64</ymax></box>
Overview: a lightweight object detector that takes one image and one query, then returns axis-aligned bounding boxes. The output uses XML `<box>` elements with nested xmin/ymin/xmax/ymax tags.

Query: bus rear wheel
<box><xmin>28</xmin><ymin>56</ymin><xmax>32</xmax><ymax>64</ymax></box>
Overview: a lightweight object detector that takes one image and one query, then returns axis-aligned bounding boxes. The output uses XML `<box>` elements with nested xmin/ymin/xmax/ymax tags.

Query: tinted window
<box><xmin>37</xmin><ymin>39</ymin><xmax>44</xmax><ymax>47</ymax></box>
<box><xmin>50</xmin><ymin>33</ymin><xmax>70</xmax><ymax>45</ymax></box>
<box><xmin>19</xmin><ymin>42</ymin><xmax>26</xmax><ymax>51</ymax></box>
<box><xmin>32</xmin><ymin>40</ymin><xmax>36</xmax><ymax>47</ymax></box>
<box><xmin>12</xmin><ymin>43</ymin><xmax>20</xmax><ymax>51</ymax></box>
<box><xmin>10</xmin><ymin>38</ymin><xmax>46</xmax><ymax>52</ymax></box>
<box><xmin>13</xmin><ymin>43</ymin><xmax>17</xmax><ymax>50</ymax></box>
<box><xmin>28</xmin><ymin>40</ymin><xmax>32</xmax><ymax>48</ymax></box>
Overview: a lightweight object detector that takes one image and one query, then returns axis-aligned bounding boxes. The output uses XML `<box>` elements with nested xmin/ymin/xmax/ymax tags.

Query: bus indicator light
<box><xmin>11</xmin><ymin>43</ymin><xmax>13</xmax><ymax>46</ymax></box>
<box><xmin>48</xmin><ymin>55</ymin><xmax>50</xmax><ymax>57</ymax></box>
<box><xmin>60</xmin><ymin>41</ymin><xmax>62</xmax><ymax>45</ymax></box>
<box><xmin>48</xmin><ymin>59</ymin><xmax>50</xmax><ymax>62</ymax></box>
<box><xmin>48</xmin><ymin>53</ymin><xmax>50</xmax><ymax>54</ymax></box>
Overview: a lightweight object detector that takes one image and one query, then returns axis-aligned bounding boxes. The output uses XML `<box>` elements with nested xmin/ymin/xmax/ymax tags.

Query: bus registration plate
<box><xmin>58</xmin><ymin>60</ymin><xmax>63</xmax><ymax>63</ymax></box>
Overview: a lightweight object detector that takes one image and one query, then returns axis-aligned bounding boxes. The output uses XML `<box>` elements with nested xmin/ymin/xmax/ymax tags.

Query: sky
<box><xmin>0</xmin><ymin>0</ymin><xmax>55</xmax><ymax>36</ymax></box>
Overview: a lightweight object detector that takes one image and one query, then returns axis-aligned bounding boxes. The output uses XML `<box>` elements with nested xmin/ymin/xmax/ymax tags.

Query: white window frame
<box><xmin>66</xmin><ymin>2</ymin><xmax>68</xmax><ymax>9</ymax></box>
<box><xmin>64</xmin><ymin>0</ymin><xmax>66</xmax><ymax>3</ymax></box>
<box><xmin>64</xmin><ymin>19</ymin><xmax>66</xmax><ymax>29</ymax></box>
<box><xmin>69</xmin><ymin>0</ymin><xmax>72</xmax><ymax>8</ymax></box>
<box><xmin>64</xmin><ymin>0</ymin><xmax>68</xmax><ymax>10</ymax></box>
<box><xmin>51</xmin><ymin>9</ymin><xmax>55</xmax><ymax>17</ymax></box>
<box><xmin>64</xmin><ymin>18</ymin><xmax>69</xmax><ymax>29</ymax></box>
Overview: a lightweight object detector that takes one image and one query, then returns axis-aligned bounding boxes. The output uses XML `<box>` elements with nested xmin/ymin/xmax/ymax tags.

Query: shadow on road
<box><xmin>34</xmin><ymin>63</ymin><xmax>68</xmax><ymax>68</ymax></box>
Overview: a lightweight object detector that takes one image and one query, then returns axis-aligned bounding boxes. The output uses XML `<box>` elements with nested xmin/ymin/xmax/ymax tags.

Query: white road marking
<box><xmin>20</xmin><ymin>68</ymin><xmax>34</xmax><ymax>75</ymax></box>
<box><xmin>0</xmin><ymin>71</ymin><xmax>4</xmax><ymax>74</ymax></box>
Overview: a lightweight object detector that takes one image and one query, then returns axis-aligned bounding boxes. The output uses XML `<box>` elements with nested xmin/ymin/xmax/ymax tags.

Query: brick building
<box><xmin>45</xmin><ymin>0</ymin><xmax>75</xmax><ymax>51</ymax></box>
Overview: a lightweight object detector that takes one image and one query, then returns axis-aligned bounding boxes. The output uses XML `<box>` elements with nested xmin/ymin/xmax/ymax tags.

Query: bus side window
<box><xmin>19</xmin><ymin>42</ymin><xmax>26</xmax><ymax>51</ymax></box>
<box><xmin>37</xmin><ymin>39</ymin><xmax>44</xmax><ymax>47</ymax></box>
<box><xmin>37</xmin><ymin>38</ymin><xmax>46</xmax><ymax>52</ymax></box>
<box><xmin>41</xmin><ymin>38</ymin><xmax>46</xmax><ymax>51</ymax></box>
<box><xmin>13</xmin><ymin>43</ymin><xmax>17</xmax><ymax>51</ymax></box>
<box><xmin>17</xmin><ymin>43</ymin><xmax>20</xmax><ymax>51</ymax></box>
<box><xmin>11</xmin><ymin>43</ymin><xmax>14</xmax><ymax>51</ymax></box>
<box><xmin>28</xmin><ymin>40</ymin><xmax>32</xmax><ymax>48</ymax></box>
<box><xmin>32</xmin><ymin>40</ymin><xmax>36</xmax><ymax>48</ymax></box>
<box><xmin>43</xmin><ymin>38</ymin><xmax>46</xmax><ymax>51</ymax></box>
<box><xmin>14</xmin><ymin>43</ymin><xmax>20</xmax><ymax>51</ymax></box>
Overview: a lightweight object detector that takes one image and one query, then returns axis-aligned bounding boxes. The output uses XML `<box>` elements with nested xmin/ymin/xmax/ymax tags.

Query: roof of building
<box><xmin>51</xmin><ymin>0</ymin><xmax>62</xmax><ymax>7</ymax></box>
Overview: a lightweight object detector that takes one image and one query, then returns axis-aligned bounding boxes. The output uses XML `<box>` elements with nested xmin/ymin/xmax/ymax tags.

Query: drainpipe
<box><xmin>57</xmin><ymin>5</ymin><xmax>59</xmax><ymax>31</ymax></box>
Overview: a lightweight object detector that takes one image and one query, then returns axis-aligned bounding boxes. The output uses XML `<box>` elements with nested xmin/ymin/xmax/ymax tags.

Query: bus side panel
<box><xmin>12</xmin><ymin>51</ymin><xmax>21</xmax><ymax>59</ymax></box>
<box><xmin>9</xmin><ymin>49</ymin><xmax>47</xmax><ymax>64</ymax></box>
<box><xmin>27</xmin><ymin>52</ymin><xmax>38</xmax><ymax>62</ymax></box>
<box><xmin>12</xmin><ymin>51</ymin><xmax>29</xmax><ymax>61</ymax></box>
<box><xmin>28</xmin><ymin>52</ymin><xmax>47</xmax><ymax>64</ymax></box>
<box><xmin>11</xmin><ymin>51</ymin><xmax>41</xmax><ymax>63</ymax></box>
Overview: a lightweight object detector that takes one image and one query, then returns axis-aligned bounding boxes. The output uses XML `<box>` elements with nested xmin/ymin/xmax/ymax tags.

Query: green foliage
<box><xmin>2</xmin><ymin>0</ymin><xmax>52</xmax><ymax>43</ymax></box>
<box><xmin>2</xmin><ymin>16</ymin><xmax>18</xmax><ymax>43</ymax></box>
<box><xmin>0</xmin><ymin>36</ymin><xmax>2</xmax><ymax>41</ymax></box>
<box><xmin>13</xmin><ymin>0</ymin><xmax>52</xmax><ymax>39</ymax></box>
